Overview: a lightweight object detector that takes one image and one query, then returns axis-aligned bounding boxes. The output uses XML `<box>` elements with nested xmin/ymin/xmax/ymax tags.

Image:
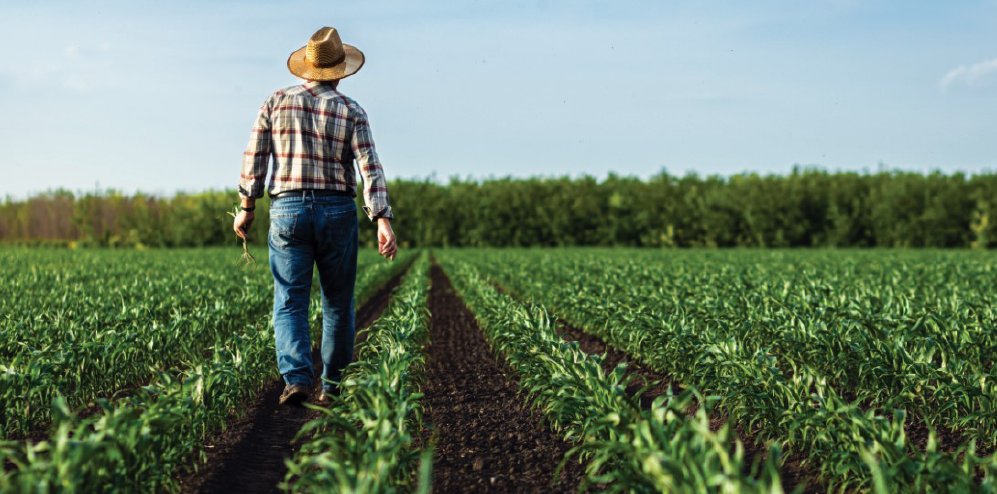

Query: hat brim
<box><xmin>287</xmin><ymin>43</ymin><xmax>364</xmax><ymax>81</ymax></box>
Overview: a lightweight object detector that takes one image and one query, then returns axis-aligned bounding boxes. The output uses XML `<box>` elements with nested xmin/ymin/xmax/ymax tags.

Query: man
<box><xmin>232</xmin><ymin>26</ymin><xmax>398</xmax><ymax>405</ymax></box>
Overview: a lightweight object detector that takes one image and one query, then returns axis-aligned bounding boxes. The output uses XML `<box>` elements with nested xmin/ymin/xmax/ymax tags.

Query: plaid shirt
<box><xmin>239</xmin><ymin>81</ymin><xmax>393</xmax><ymax>220</ymax></box>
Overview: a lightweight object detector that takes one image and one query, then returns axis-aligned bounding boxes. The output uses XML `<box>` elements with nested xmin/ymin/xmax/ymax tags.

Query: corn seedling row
<box><xmin>448</xmin><ymin>248</ymin><xmax>997</xmax><ymax>493</ymax></box>
<box><xmin>0</xmin><ymin>249</ymin><xmax>411</xmax><ymax>494</ymax></box>
<box><xmin>438</xmin><ymin>256</ymin><xmax>786</xmax><ymax>494</ymax></box>
<box><xmin>282</xmin><ymin>252</ymin><xmax>431</xmax><ymax>494</ymax></box>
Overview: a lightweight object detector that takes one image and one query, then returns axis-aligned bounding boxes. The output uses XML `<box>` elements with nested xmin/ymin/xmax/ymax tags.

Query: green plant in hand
<box><xmin>228</xmin><ymin>205</ymin><xmax>257</xmax><ymax>267</ymax></box>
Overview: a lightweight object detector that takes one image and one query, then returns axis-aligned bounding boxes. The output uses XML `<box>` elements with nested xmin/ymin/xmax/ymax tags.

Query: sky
<box><xmin>0</xmin><ymin>0</ymin><xmax>995</xmax><ymax>199</ymax></box>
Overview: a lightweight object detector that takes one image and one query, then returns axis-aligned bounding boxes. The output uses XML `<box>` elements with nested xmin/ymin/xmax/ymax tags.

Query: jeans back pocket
<box><xmin>317</xmin><ymin>203</ymin><xmax>357</xmax><ymax>250</ymax></box>
<box><xmin>269</xmin><ymin>210</ymin><xmax>300</xmax><ymax>249</ymax></box>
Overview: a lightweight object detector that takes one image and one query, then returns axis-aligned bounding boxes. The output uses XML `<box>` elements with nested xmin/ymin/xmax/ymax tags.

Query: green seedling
<box><xmin>227</xmin><ymin>206</ymin><xmax>257</xmax><ymax>267</ymax></box>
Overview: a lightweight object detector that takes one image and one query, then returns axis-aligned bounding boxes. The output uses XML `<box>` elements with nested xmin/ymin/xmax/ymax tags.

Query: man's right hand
<box><xmin>377</xmin><ymin>218</ymin><xmax>397</xmax><ymax>261</ymax></box>
<box><xmin>233</xmin><ymin>210</ymin><xmax>255</xmax><ymax>239</ymax></box>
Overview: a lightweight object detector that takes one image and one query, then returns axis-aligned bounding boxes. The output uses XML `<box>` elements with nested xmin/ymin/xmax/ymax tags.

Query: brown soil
<box><xmin>904</xmin><ymin>411</ymin><xmax>994</xmax><ymax>456</ymax></box>
<box><xmin>176</xmin><ymin>265</ymin><xmax>409</xmax><ymax>494</ymax></box>
<box><xmin>420</xmin><ymin>265</ymin><xmax>586</xmax><ymax>493</ymax></box>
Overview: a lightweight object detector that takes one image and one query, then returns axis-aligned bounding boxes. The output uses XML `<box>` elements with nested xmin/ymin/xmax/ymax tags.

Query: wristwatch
<box><xmin>241</xmin><ymin>206</ymin><xmax>255</xmax><ymax>212</ymax></box>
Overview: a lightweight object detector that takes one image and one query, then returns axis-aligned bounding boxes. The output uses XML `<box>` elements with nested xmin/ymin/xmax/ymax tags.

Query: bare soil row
<box><xmin>418</xmin><ymin>264</ymin><xmax>588</xmax><ymax>493</ymax></box>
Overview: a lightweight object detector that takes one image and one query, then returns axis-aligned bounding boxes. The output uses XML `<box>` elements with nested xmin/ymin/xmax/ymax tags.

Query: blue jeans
<box><xmin>268</xmin><ymin>193</ymin><xmax>358</xmax><ymax>391</ymax></box>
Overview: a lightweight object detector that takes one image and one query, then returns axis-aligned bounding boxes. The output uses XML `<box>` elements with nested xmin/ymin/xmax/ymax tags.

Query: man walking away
<box><xmin>232</xmin><ymin>26</ymin><xmax>398</xmax><ymax>406</ymax></box>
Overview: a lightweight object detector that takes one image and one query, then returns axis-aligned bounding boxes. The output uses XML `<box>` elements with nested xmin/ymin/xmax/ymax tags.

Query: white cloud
<box><xmin>939</xmin><ymin>57</ymin><xmax>997</xmax><ymax>92</ymax></box>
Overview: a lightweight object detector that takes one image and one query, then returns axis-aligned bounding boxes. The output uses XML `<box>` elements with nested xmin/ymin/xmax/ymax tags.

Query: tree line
<box><xmin>2</xmin><ymin>169</ymin><xmax>994</xmax><ymax>249</ymax></box>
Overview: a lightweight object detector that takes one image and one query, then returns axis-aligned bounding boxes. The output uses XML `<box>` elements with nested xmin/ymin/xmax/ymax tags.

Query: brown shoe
<box><xmin>279</xmin><ymin>383</ymin><xmax>309</xmax><ymax>405</ymax></box>
<box><xmin>314</xmin><ymin>387</ymin><xmax>338</xmax><ymax>406</ymax></box>
<box><xmin>314</xmin><ymin>385</ymin><xmax>343</xmax><ymax>406</ymax></box>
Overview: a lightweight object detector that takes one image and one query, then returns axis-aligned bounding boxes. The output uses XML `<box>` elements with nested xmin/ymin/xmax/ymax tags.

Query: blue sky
<box><xmin>1</xmin><ymin>0</ymin><xmax>995</xmax><ymax>198</ymax></box>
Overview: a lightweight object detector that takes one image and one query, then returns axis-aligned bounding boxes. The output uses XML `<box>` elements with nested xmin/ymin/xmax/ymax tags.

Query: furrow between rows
<box><xmin>419</xmin><ymin>263</ymin><xmax>587</xmax><ymax>493</ymax></box>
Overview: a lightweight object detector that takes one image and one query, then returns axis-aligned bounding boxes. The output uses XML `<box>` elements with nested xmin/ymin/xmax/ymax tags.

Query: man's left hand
<box><xmin>233</xmin><ymin>210</ymin><xmax>255</xmax><ymax>239</ymax></box>
<box><xmin>377</xmin><ymin>217</ymin><xmax>397</xmax><ymax>261</ymax></box>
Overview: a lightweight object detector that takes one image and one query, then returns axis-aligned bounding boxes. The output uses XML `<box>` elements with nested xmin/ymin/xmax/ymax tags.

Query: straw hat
<box><xmin>287</xmin><ymin>27</ymin><xmax>365</xmax><ymax>81</ymax></box>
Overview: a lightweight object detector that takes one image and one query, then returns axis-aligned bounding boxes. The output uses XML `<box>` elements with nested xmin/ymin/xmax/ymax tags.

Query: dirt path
<box><xmin>177</xmin><ymin>266</ymin><xmax>410</xmax><ymax>494</ymax></box>
<box><xmin>420</xmin><ymin>265</ymin><xmax>586</xmax><ymax>494</ymax></box>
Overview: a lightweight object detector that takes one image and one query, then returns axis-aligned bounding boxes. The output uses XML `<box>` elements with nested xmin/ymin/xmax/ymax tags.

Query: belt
<box><xmin>271</xmin><ymin>189</ymin><xmax>351</xmax><ymax>199</ymax></box>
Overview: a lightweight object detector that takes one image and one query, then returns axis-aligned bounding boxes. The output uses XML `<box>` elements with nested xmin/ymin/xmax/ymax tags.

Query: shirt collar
<box><xmin>303</xmin><ymin>80</ymin><xmax>339</xmax><ymax>96</ymax></box>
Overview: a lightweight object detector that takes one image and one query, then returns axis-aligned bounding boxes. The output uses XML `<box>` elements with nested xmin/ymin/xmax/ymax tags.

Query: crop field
<box><xmin>2</xmin><ymin>247</ymin><xmax>996</xmax><ymax>493</ymax></box>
